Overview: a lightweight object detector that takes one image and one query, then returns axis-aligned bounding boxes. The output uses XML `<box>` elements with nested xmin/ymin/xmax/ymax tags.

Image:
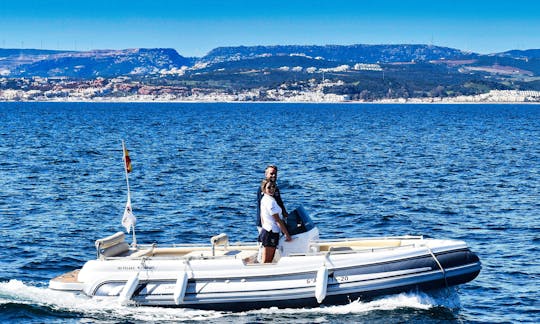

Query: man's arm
<box><xmin>274</xmin><ymin>187</ymin><xmax>288</xmax><ymax>217</ymax></box>
<box><xmin>256</xmin><ymin>189</ymin><xmax>263</xmax><ymax>227</ymax></box>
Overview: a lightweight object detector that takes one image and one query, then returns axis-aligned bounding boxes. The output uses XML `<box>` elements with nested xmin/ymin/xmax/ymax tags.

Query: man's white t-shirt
<box><xmin>260</xmin><ymin>194</ymin><xmax>283</xmax><ymax>233</ymax></box>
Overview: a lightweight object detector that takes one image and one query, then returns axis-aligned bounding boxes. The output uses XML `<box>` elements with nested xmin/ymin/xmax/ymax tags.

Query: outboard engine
<box><xmin>279</xmin><ymin>207</ymin><xmax>319</xmax><ymax>256</ymax></box>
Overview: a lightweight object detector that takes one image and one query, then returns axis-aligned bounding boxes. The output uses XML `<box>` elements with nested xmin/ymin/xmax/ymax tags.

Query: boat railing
<box><xmin>311</xmin><ymin>235</ymin><xmax>424</xmax><ymax>244</ymax></box>
<box><xmin>98</xmin><ymin>240</ymin><xmax>260</xmax><ymax>261</ymax></box>
<box><xmin>286</xmin><ymin>241</ymin><xmax>422</xmax><ymax>257</ymax></box>
<box><xmin>98</xmin><ymin>235</ymin><xmax>427</xmax><ymax>260</ymax></box>
<box><xmin>304</xmin><ymin>235</ymin><xmax>424</xmax><ymax>255</ymax></box>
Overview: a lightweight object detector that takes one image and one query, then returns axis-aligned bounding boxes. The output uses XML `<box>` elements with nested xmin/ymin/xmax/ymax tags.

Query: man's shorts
<box><xmin>259</xmin><ymin>229</ymin><xmax>280</xmax><ymax>247</ymax></box>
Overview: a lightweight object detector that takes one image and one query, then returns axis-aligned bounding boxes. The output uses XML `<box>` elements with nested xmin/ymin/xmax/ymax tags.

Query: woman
<box><xmin>259</xmin><ymin>179</ymin><xmax>293</xmax><ymax>263</ymax></box>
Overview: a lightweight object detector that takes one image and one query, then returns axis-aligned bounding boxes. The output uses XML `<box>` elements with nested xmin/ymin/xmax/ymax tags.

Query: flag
<box><xmin>122</xmin><ymin>201</ymin><xmax>137</xmax><ymax>233</ymax></box>
<box><xmin>123</xmin><ymin>145</ymin><xmax>132</xmax><ymax>173</ymax></box>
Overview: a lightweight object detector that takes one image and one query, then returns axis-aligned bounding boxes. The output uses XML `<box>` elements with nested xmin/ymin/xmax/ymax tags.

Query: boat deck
<box><xmin>52</xmin><ymin>269</ymin><xmax>80</xmax><ymax>283</ymax></box>
<box><xmin>50</xmin><ymin>269</ymin><xmax>83</xmax><ymax>290</ymax></box>
<box><xmin>115</xmin><ymin>236</ymin><xmax>428</xmax><ymax>262</ymax></box>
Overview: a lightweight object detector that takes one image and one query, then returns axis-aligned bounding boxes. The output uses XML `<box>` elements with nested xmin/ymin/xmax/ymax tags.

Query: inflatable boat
<box><xmin>49</xmin><ymin>207</ymin><xmax>481</xmax><ymax>310</ymax></box>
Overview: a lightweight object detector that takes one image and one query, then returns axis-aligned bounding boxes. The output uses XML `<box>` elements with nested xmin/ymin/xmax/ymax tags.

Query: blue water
<box><xmin>0</xmin><ymin>102</ymin><xmax>538</xmax><ymax>323</ymax></box>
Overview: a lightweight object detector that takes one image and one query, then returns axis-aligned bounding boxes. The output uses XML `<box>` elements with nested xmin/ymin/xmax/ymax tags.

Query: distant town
<box><xmin>1</xmin><ymin>45</ymin><xmax>539</xmax><ymax>103</ymax></box>
<box><xmin>1</xmin><ymin>76</ymin><xmax>539</xmax><ymax>103</ymax></box>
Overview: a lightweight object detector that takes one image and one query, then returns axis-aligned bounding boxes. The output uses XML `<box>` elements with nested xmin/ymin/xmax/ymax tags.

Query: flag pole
<box><xmin>122</xmin><ymin>140</ymin><xmax>137</xmax><ymax>247</ymax></box>
<box><xmin>131</xmin><ymin>221</ymin><xmax>137</xmax><ymax>248</ymax></box>
<box><xmin>122</xmin><ymin>140</ymin><xmax>132</xmax><ymax>204</ymax></box>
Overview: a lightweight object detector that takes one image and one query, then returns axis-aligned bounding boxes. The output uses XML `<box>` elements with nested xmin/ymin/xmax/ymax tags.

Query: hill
<box><xmin>4</xmin><ymin>48</ymin><xmax>194</xmax><ymax>78</ymax></box>
<box><xmin>201</xmin><ymin>44</ymin><xmax>477</xmax><ymax>64</ymax></box>
<box><xmin>1</xmin><ymin>44</ymin><xmax>539</xmax><ymax>101</ymax></box>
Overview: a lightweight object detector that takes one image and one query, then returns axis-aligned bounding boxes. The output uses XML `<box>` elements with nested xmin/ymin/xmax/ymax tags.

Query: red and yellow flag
<box><xmin>123</xmin><ymin>146</ymin><xmax>132</xmax><ymax>173</ymax></box>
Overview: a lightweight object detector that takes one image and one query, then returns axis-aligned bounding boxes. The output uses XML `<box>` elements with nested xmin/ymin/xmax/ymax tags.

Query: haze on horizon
<box><xmin>1</xmin><ymin>0</ymin><xmax>539</xmax><ymax>57</ymax></box>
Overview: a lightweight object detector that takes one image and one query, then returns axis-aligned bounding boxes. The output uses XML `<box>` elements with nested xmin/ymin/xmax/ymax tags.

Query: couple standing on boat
<box><xmin>256</xmin><ymin>165</ymin><xmax>293</xmax><ymax>263</ymax></box>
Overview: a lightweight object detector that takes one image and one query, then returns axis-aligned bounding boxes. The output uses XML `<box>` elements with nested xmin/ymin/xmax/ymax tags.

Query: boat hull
<box><xmin>131</xmin><ymin>248</ymin><xmax>480</xmax><ymax>310</ymax></box>
<box><xmin>50</xmin><ymin>237</ymin><xmax>480</xmax><ymax>311</ymax></box>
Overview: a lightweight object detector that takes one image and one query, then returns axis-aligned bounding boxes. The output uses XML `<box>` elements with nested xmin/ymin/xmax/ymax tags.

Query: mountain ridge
<box><xmin>202</xmin><ymin>44</ymin><xmax>478</xmax><ymax>64</ymax></box>
<box><xmin>1</xmin><ymin>44</ymin><xmax>539</xmax><ymax>102</ymax></box>
<box><xmin>3</xmin><ymin>44</ymin><xmax>540</xmax><ymax>76</ymax></box>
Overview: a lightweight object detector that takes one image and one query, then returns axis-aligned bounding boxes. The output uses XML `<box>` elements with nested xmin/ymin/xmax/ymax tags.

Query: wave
<box><xmin>0</xmin><ymin>280</ymin><xmax>461</xmax><ymax>322</ymax></box>
<box><xmin>243</xmin><ymin>289</ymin><xmax>461</xmax><ymax>317</ymax></box>
<box><xmin>0</xmin><ymin>280</ymin><xmax>227</xmax><ymax>322</ymax></box>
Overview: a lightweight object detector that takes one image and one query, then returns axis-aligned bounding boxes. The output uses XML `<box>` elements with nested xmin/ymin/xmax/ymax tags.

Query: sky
<box><xmin>1</xmin><ymin>0</ymin><xmax>539</xmax><ymax>57</ymax></box>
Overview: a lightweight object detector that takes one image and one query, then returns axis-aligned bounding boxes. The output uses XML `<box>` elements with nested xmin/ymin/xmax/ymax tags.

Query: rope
<box><xmin>427</xmin><ymin>247</ymin><xmax>449</xmax><ymax>289</ymax></box>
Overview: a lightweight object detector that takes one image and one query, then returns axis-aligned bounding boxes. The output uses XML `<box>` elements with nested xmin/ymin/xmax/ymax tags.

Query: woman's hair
<box><xmin>261</xmin><ymin>178</ymin><xmax>277</xmax><ymax>192</ymax></box>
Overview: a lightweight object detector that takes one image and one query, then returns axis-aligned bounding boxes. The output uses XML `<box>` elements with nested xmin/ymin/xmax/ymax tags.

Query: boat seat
<box><xmin>211</xmin><ymin>233</ymin><xmax>229</xmax><ymax>256</ymax></box>
<box><xmin>95</xmin><ymin>232</ymin><xmax>130</xmax><ymax>259</ymax></box>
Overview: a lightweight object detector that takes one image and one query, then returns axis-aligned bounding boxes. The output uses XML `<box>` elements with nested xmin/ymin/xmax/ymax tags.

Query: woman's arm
<box><xmin>272</xmin><ymin>214</ymin><xmax>292</xmax><ymax>241</ymax></box>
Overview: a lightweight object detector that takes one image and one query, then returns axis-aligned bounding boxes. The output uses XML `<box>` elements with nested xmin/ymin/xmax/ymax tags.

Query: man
<box><xmin>256</xmin><ymin>165</ymin><xmax>288</xmax><ymax>231</ymax></box>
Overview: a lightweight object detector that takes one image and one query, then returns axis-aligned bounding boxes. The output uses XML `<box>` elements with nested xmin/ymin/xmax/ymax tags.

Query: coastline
<box><xmin>1</xmin><ymin>90</ymin><xmax>539</xmax><ymax>104</ymax></box>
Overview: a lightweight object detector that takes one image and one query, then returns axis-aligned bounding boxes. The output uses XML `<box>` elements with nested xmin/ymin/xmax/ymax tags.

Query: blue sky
<box><xmin>1</xmin><ymin>0</ymin><xmax>539</xmax><ymax>57</ymax></box>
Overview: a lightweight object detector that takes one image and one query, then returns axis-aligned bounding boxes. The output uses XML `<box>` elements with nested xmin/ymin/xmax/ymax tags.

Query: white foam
<box><xmin>0</xmin><ymin>280</ymin><xmax>460</xmax><ymax>321</ymax></box>
<box><xmin>0</xmin><ymin>280</ymin><xmax>226</xmax><ymax>321</ymax></box>
<box><xmin>243</xmin><ymin>289</ymin><xmax>460</xmax><ymax>317</ymax></box>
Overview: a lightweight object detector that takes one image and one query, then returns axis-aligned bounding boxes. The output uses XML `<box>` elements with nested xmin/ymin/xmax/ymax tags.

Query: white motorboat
<box><xmin>50</xmin><ymin>207</ymin><xmax>481</xmax><ymax>310</ymax></box>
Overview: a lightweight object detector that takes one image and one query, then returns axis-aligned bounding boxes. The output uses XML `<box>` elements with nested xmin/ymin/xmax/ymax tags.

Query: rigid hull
<box><xmin>50</xmin><ymin>234</ymin><xmax>481</xmax><ymax>311</ymax></box>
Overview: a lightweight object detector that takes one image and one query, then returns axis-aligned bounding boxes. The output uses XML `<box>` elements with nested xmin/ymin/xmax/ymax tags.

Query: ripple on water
<box><xmin>1</xmin><ymin>102</ymin><xmax>539</xmax><ymax>323</ymax></box>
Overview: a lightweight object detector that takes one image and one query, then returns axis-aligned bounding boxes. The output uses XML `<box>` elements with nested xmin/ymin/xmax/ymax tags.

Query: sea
<box><xmin>0</xmin><ymin>102</ymin><xmax>538</xmax><ymax>323</ymax></box>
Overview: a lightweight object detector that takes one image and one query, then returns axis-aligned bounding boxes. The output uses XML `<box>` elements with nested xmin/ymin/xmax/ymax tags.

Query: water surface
<box><xmin>0</xmin><ymin>102</ymin><xmax>538</xmax><ymax>323</ymax></box>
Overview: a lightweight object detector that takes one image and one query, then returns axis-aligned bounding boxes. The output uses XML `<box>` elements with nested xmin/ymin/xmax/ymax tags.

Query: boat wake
<box><xmin>244</xmin><ymin>288</ymin><xmax>461</xmax><ymax>316</ymax></box>
<box><xmin>0</xmin><ymin>279</ymin><xmax>461</xmax><ymax>322</ymax></box>
<box><xmin>0</xmin><ymin>280</ymin><xmax>226</xmax><ymax>322</ymax></box>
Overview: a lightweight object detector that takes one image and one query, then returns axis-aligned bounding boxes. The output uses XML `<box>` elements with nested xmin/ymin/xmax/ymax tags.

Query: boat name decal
<box><xmin>117</xmin><ymin>265</ymin><xmax>155</xmax><ymax>271</ymax></box>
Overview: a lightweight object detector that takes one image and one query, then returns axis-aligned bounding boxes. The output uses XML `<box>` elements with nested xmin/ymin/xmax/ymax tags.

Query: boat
<box><xmin>49</xmin><ymin>143</ymin><xmax>481</xmax><ymax>310</ymax></box>
<box><xmin>49</xmin><ymin>206</ymin><xmax>481</xmax><ymax>311</ymax></box>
